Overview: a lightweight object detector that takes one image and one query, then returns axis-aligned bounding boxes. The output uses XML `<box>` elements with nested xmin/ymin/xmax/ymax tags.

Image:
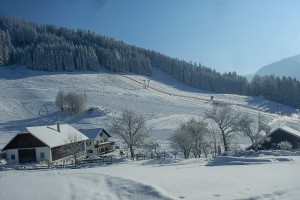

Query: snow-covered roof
<box><xmin>265</xmin><ymin>126</ymin><xmax>300</xmax><ymax>139</ymax></box>
<box><xmin>80</xmin><ymin>128</ymin><xmax>111</xmax><ymax>139</ymax></box>
<box><xmin>26</xmin><ymin>124</ymin><xmax>88</xmax><ymax>148</ymax></box>
<box><xmin>274</xmin><ymin>126</ymin><xmax>300</xmax><ymax>138</ymax></box>
<box><xmin>245</xmin><ymin>126</ymin><xmax>300</xmax><ymax>150</ymax></box>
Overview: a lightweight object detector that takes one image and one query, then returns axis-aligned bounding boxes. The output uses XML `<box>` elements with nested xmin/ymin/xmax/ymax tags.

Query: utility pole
<box><xmin>278</xmin><ymin>104</ymin><xmax>282</xmax><ymax>115</ymax></box>
<box><xmin>147</xmin><ymin>79</ymin><xmax>150</xmax><ymax>88</ymax></box>
<box><xmin>280</xmin><ymin>104</ymin><xmax>282</xmax><ymax>115</ymax></box>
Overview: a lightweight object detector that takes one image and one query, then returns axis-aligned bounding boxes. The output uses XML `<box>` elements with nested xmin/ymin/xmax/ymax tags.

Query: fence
<box><xmin>0</xmin><ymin>156</ymin><xmax>113</xmax><ymax>171</ymax></box>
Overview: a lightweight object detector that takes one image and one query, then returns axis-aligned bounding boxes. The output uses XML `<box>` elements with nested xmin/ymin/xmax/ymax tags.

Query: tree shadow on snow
<box><xmin>246</xmin><ymin>96</ymin><xmax>296</xmax><ymax>115</ymax></box>
<box><xmin>0</xmin><ymin>108</ymin><xmax>106</xmax><ymax>132</ymax></box>
<box><xmin>0</xmin><ymin>111</ymin><xmax>67</xmax><ymax>132</ymax></box>
<box><xmin>140</xmin><ymin>158</ymin><xmax>208</xmax><ymax>167</ymax></box>
<box><xmin>205</xmin><ymin>156</ymin><xmax>273</xmax><ymax>166</ymax></box>
<box><xmin>0</xmin><ymin>65</ymin><xmax>111</xmax><ymax>80</ymax></box>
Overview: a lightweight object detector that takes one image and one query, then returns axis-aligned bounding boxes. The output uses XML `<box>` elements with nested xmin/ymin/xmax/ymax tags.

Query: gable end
<box><xmin>2</xmin><ymin>132</ymin><xmax>48</xmax><ymax>150</ymax></box>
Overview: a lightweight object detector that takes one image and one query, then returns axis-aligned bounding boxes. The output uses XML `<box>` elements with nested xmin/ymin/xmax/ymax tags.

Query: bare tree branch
<box><xmin>238</xmin><ymin>113</ymin><xmax>270</xmax><ymax>151</ymax></box>
<box><xmin>205</xmin><ymin>105</ymin><xmax>242</xmax><ymax>153</ymax></box>
<box><xmin>170</xmin><ymin>118</ymin><xmax>209</xmax><ymax>159</ymax></box>
<box><xmin>109</xmin><ymin>109</ymin><xmax>148</xmax><ymax>160</ymax></box>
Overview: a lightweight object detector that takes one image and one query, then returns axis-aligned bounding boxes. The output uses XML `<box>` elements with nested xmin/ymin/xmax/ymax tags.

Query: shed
<box><xmin>246</xmin><ymin>126</ymin><xmax>300</xmax><ymax>150</ymax></box>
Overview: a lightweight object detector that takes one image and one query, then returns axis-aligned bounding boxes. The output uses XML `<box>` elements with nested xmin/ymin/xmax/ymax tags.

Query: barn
<box><xmin>246</xmin><ymin>126</ymin><xmax>300</xmax><ymax>150</ymax></box>
<box><xmin>2</xmin><ymin>123</ymin><xmax>88</xmax><ymax>165</ymax></box>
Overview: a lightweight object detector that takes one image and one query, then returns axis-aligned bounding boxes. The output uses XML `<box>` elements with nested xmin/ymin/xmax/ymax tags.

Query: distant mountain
<box><xmin>255</xmin><ymin>54</ymin><xmax>300</xmax><ymax>80</ymax></box>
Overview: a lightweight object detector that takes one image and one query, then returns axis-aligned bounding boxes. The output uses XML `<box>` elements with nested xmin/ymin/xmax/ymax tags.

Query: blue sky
<box><xmin>1</xmin><ymin>0</ymin><xmax>300</xmax><ymax>75</ymax></box>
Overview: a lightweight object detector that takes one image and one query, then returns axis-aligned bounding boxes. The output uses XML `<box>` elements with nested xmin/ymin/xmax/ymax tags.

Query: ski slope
<box><xmin>0</xmin><ymin>65</ymin><xmax>299</xmax><ymax>147</ymax></box>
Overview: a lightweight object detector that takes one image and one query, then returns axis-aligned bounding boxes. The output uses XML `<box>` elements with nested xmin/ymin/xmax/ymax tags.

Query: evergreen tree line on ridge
<box><xmin>0</xmin><ymin>17</ymin><xmax>299</xmax><ymax>108</ymax></box>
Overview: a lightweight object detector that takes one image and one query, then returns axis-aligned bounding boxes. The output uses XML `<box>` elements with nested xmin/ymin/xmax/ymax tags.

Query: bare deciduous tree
<box><xmin>201</xmin><ymin>141</ymin><xmax>211</xmax><ymax>158</ymax></box>
<box><xmin>238</xmin><ymin>113</ymin><xmax>270</xmax><ymax>151</ymax></box>
<box><xmin>64</xmin><ymin>91</ymin><xmax>87</xmax><ymax>114</ymax></box>
<box><xmin>110</xmin><ymin>109</ymin><xmax>148</xmax><ymax>160</ymax></box>
<box><xmin>144</xmin><ymin>140</ymin><xmax>161</xmax><ymax>159</ymax></box>
<box><xmin>187</xmin><ymin>118</ymin><xmax>208</xmax><ymax>158</ymax></box>
<box><xmin>55</xmin><ymin>91</ymin><xmax>87</xmax><ymax>114</ymax></box>
<box><xmin>205</xmin><ymin>105</ymin><xmax>242</xmax><ymax>153</ymax></box>
<box><xmin>207</xmin><ymin>124</ymin><xmax>219</xmax><ymax>156</ymax></box>
<box><xmin>55</xmin><ymin>90</ymin><xmax>65</xmax><ymax>112</ymax></box>
<box><xmin>170</xmin><ymin>118</ymin><xmax>209</xmax><ymax>159</ymax></box>
<box><xmin>170</xmin><ymin>127</ymin><xmax>193</xmax><ymax>159</ymax></box>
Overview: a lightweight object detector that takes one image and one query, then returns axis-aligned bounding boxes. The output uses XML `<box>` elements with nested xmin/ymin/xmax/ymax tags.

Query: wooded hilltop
<box><xmin>0</xmin><ymin>17</ymin><xmax>299</xmax><ymax>108</ymax></box>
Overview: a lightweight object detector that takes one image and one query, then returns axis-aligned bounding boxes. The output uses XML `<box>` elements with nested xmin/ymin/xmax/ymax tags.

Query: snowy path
<box><xmin>119</xmin><ymin>74</ymin><xmax>281</xmax><ymax>118</ymax></box>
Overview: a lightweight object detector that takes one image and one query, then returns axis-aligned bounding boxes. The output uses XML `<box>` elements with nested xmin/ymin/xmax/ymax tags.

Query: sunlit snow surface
<box><xmin>1</xmin><ymin>154</ymin><xmax>300</xmax><ymax>200</ymax></box>
<box><xmin>1</xmin><ymin>66</ymin><xmax>300</xmax><ymax>200</ymax></box>
<box><xmin>1</xmin><ymin>66</ymin><xmax>298</xmax><ymax>146</ymax></box>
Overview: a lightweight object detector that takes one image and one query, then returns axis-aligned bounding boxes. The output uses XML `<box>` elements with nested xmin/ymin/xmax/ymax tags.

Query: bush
<box><xmin>278</xmin><ymin>141</ymin><xmax>292</xmax><ymax>150</ymax></box>
<box><xmin>55</xmin><ymin>90</ymin><xmax>87</xmax><ymax>114</ymax></box>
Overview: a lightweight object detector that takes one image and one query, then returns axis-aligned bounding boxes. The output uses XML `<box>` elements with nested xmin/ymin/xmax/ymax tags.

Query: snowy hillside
<box><xmin>1</xmin><ymin>65</ymin><xmax>300</xmax><ymax>200</ymax></box>
<box><xmin>0</xmin><ymin>65</ymin><xmax>299</xmax><ymax>148</ymax></box>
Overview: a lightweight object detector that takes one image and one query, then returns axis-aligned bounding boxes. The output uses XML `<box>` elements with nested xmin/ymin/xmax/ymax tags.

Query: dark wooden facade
<box><xmin>3</xmin><ymin>133</ymin><xmax>47</xmax><ymax>150</ymax></box>
<box><xmin>246</xmin><ymin>127</ymin><xmax>300</xmax><ymax>150</ymax></box>
<box><xmin>2</xmin><ymin>133</ymin><xmax>48</xmax><ymax>163</ymax></box>
<box><xmin>51</xmin><ymin>141</ymin><xmax>85</xmax><ymax>161</ymax></box>
<box><xmin>261</xmin><ymin>128</ymin><xmax>300</xmax><ymax>149</ymax></box>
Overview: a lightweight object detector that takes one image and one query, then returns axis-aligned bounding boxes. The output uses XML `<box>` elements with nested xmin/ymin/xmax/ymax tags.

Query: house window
<box><xmin>11</xmin><ymin>154</ymin><xmax>15</xmax><ymax>160</ymax></box>
<box><xmin>104</xmin><ymin>139</ymin><xmax>108</xmax><ymax>142</ymax></box>
<box><xmin>100</xmin><ymin>132</ymin><xmax>103</xmax><ymax>137</ymax></box>
<box><xmin>40</xmin><ymin>152</ymin><xmax>45</xmax><ymax>159</ymax></box>
<box><xmin>86</xmin><ymin>141</ymin><xmax>91</xmax><ymax>146</ymax></box>
<box><xmin>100</xmin><ymin>140</ymin><xmax>104</xmax><ymax>143</ymax></box>
<box><xmin>87</xmin><ymin>150</ymin><xmax>93</xmax><ymax>154</ymax></box>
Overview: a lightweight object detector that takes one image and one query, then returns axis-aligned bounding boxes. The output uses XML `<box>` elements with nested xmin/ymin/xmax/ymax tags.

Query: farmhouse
<box><xmin>2</xmin><ymin>123</ymin><xmax>88</xmax><ymax>164</ymax></box>
<box><xmin>246</xmin><ymin>126</ymin><xmax>300</xmax><ymax>150</ymax></box>
<box><xmin>80</xmin><ymin>128</ymin><xmax>115</xmax><ymax>156</ymax></box>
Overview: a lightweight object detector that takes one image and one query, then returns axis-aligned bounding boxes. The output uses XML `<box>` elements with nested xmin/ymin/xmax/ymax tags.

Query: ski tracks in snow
<box><xmin>63</xmin><ymin>173</ymin><xmax>174</xmax><ymax>200</ymax></box>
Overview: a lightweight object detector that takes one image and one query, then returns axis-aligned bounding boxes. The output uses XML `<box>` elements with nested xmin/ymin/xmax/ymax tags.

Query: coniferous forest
<box><xmin>0</xmin><ymin>17</ymin><xmax>299</xmax><ymax>108</ymax></box>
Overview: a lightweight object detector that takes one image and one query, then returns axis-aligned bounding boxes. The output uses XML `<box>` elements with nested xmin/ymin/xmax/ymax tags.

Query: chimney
<box><xmin>57</xmin><ymin>121</ymin><xmax>60</xmax><ymax>132</ymax></box>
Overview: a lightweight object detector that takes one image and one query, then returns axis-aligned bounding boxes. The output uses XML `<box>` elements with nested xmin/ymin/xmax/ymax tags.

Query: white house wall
<box><xmin>95</xmin><ymin>133</ymin><xmax>109</xmax><ymax>143</ymax></box>
<box><xmin>85</xmin><ymin>134</ymin><xmax>114</xmax><ymax>156</ymax></box>
<box><xmin>6</xmin><ymin>147</ymin><xmax>52</xmax><ymax>164</ymax></box>
<box><xmin>6</xmin><ymin>149</ymin><xmax>19</xmax><ymax>165</ymax></box>
<box><xmin>86</xmin><ymin>139</ymin><xmax>95</xmax><ymax>156</ymax></box>
<box><xmin>35</xmin><ymin>147</ymin><xmax>51</xmax><ymax>163</ymax></box>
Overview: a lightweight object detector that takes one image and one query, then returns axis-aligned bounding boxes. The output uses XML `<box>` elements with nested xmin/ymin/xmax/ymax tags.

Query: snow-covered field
<box><xmin>1</xmin><ymin>65</ymin><xmax>298</xmax><ymax>146</ymax></box>
<box><xmin>1</xmin><ymin>65</ymin><xmax>300</xmax><ymax>200</ymax></box>
<box><xmin>1</xmin><ymin>153</ymin><xmax>300</xmax><ymax>200</ymax></box>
